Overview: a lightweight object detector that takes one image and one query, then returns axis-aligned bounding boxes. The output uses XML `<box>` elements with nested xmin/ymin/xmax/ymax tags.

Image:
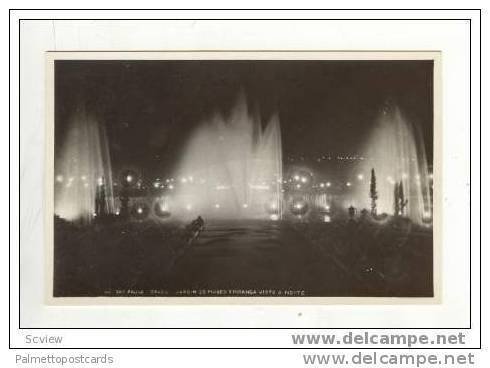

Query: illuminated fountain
<box><xmin>54</xmin><ymin>106</ymin><xmax>115</xmax><ymax>222</ymax></box>
<box><xmin>170</xmin><ymin>95</ymin><xmax>283</xmax><ymax>220</ymax></box>
<box><xmin>353</xmin><ymin>103</ymin><xmax>432</xmax><ymax>224</ymax></box>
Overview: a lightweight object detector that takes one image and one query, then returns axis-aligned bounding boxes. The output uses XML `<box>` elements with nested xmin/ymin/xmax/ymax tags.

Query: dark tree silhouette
<box><xmin>394</xmin><ymin>182</ymin><xmax>400</xmax><ymax>216</ymax></box>
<box><xmin>95</xmin><ymin>177</ymin><xmax>107</xmax><ymax>217</ymax></box>
<box><xmin>398</xmin><ymin>181</ymin><xmax>408</xmax><ymax>215</ymax></box>
<box><xmin>393</xmin><ymin>180</ymin><xmax>408</xmax><ymax>216</ymax></box>
<box><xmin>369</xmin><ymin>168</ymin><xmax>378</xmax><ymax>216</ymax></box>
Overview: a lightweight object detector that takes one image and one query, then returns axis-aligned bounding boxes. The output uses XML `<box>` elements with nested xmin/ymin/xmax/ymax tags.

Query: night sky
<box><xmin>55</xmin><ymin>60</ymin><xmax>433</xmax><ymax>176</ymax></box>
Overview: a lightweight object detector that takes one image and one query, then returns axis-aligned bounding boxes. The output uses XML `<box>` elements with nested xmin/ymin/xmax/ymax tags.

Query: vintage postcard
<box><xmin>45</xmin><ymin>51</ymin><xmax>440</xmax><ymax>304</ymax></box>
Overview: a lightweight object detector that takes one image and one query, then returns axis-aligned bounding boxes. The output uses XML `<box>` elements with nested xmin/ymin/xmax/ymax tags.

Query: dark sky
<box><xmin>55</xmin><ymin>60</ymin><xmax>433</xmax><ymax>175</ymax></box>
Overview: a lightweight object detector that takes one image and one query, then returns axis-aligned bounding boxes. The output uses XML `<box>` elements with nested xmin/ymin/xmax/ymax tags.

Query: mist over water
<box><xmin>353</xmin><ymin>104</ymin><xmax>432</xmax><ymax>223</ymax></box>
<box><xmin>169</xmin><ymin>96</ymin><xmax>283</xmax><ymax>220</ymax></box>
<box><xmin>54</xmin><ymin>106</ymin><xmax>115</xmax><ymax>222</ymax></box>
<box><xmin>53</xmin><ymin>99</ymin><xmax>431</xmax><ymax>226</ymax></box>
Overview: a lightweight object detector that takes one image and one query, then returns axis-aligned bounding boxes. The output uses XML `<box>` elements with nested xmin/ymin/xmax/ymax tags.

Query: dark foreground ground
<box><xmin>53</xmin><ymin>217</ymin><xmax>433</xmax><ymax>297</ymax></box>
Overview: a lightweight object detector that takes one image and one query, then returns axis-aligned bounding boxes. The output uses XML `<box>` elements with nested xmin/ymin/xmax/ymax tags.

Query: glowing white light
<box><xmin>301</xmin><ymin>176</ymin><xmax>307</xmax><ymax>183</ymax></box>
<box><xmin>137</xmin><ymin>207</ymin><xmax>143</xmax><ymax>214</ymax></box>
<box><xmin>55</xmin><ymin>175</ymin><xmax>64</xmax><ymax>183</ymax></box>
<box><xmin>357</xmin><ymin>174</ymin><xmax>364</xmax><ymax>180</ymax></box>
<box><xmin>186</xmin><ymin>204</ymin><xmax>192</xmax><ymax>211</ymax></box>
<box><xmin>93</xmin><ymin>212</ymin><xmax>97</xmax><ymax>217</ymax></box>
<box><xmin>215</xmin><ymin>204</ymin><xmax>220</xmax><ymax>209</ymax></box>
<box><xmin>81</xmin><ymin>175</ymin><xmax>87</xmax><ymax>181</ymax></box>
<box><xmin>153</xmin><ymin>182</ymin><xmax>160</xmax><ymax>188</ymax></box>
<box><xmin>429</xmin><ymin>173</ymin><xmax>434</xmax><ymax>179</ymax></box>
<box><xmin>294</xmin><ymin>175</ymin><xmax>300</xmax><ymax>181</ymax></box>
<box><xmin>294</xmin><ymin>203</ymin><xmax>303</xmax><ymax>209</ymax></box>
<box><xmin>115</xmin><ymin>210</ymin><xmax>120</xmax><ymax>215</ymax></box>
<box><xmin>168</xmin><ymin>184</ymin><xmax>174</xmax><ymax>190</ymax></box>
<box><xmin>166</xmin><ymin>179</ymin><xmax>170</xmax><ymax>183</ymax></box>
<box><xmin>181</xmin><ymin>177</ymin><xmax>188</xmax><ymax>184</ymax></box>
<box><xmin>326</xmin><ymin>182</ymin><xmax>331</xmax><ymax>187</ymax></box>
<box><xmin>386</xmin><ymin>176</ymin><xmax>395</xmax><ymax>185</ymax></box>
<box><xmin>188</xmin><ymin>176</ymin><xmax>194</xmax><ymax>182</ymax></box>
<box><xmin>270</xmin><ymin>203</ymin><xmax>278</xmax><ymax>210</ymax></box>
<box><xmin>270</xmin><ymin>214</ymin><xmax>279</xmax><ymax>221</ymax></box>
<box><xmin>68</xmin><ymin>177</ymin><xmax>74</xmax><ymax>182</ymax></box>
<box><xmin>320</xmin><ymin>183</ymin><xmax>325</xmax><ymax>188</ymax></box>
<box><xmin>346</xmin><ymin>182</ymin><xmax>352</xmax><ymax>187</ymax></box>
<box><xmin>323</xmin><ymin>215</ymin><xmax>331</xmax><ymax>223</ymax></box>
<box><xmin>126</xmin><ymin>175</ymin><xmax>133</xmax><ymax>183</ymax></box>
<box><xmin>242</xmin><ymin>203</ymin><xmax>248</xmax><ymax>208</ymax></box>
<box><xmin>324</xmin><ymin>205</ymin><xmax>330</xmax><ymax>211</ymax></box>
<box><xmin>423</xmin><ymin>211</ymin><xmax>431</xmax><ymax>219</ymax></box>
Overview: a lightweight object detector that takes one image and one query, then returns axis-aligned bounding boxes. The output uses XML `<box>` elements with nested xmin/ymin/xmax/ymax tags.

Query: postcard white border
<box><xmin>14</xmin><ymin>17</ymin><xmax>474</xmax><ymax>330</ymax></box>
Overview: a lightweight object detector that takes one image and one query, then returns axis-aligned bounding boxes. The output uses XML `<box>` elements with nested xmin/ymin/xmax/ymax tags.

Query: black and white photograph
<box><xmin>50</xmin><ymin>53</ymin><xmax>437</xmax><ymax>299</ymax></box>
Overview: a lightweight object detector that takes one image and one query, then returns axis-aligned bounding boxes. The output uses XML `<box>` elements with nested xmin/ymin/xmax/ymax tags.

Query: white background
<box><xmin>5</xmin><ymin>4</ymin><xmax>486</xmax><ymax>365</ymax></box>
